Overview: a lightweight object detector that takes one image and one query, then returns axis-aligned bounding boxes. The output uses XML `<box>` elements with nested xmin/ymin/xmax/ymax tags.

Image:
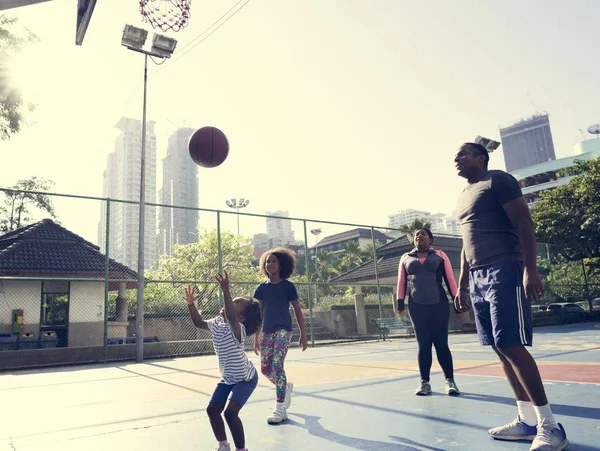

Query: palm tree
<box><xmin>338</xmin><ymin>241</ymin><xmax>364</xmax><ymax>273</ymax></box>
<box><xmin>315</xmin><ymin>250</ymin><xmax>338</xmax><ymax>281</ymax></box>
<box><xmin>398</xmin><ymin>218</ymin><xmax>432</xmax><ymax>239</ymax></box>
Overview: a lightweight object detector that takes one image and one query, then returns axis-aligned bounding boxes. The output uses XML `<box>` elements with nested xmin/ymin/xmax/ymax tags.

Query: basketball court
<box><xmin>1</xmin><ymin>322</ymin><xmax>598</xmax><ymax>450</ymax></box>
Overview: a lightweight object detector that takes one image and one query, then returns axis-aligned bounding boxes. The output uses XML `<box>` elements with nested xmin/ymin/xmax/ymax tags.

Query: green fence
<box><xmin>0</xmin><ymin>188</ymin><xmax>597</xmax><ymax>370</ymax></box>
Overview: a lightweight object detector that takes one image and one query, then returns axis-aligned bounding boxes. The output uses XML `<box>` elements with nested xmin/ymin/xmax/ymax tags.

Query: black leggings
<box><xmin>408</xmin><ymin>301</ymin><xmax>454</xmax><ymax>381</ymax></box>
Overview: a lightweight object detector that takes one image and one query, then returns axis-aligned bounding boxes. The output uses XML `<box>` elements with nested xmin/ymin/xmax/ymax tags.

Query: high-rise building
<box><xmin>388</xmin><ymin>209</ymin><xmax>445</xmax><ymax>232</ymax></box>
<box><xmin>265</xmin><ymin>211</ymin><xmax>297</xmax><ymax>247</ymax></box>
<box><xmin>387</xmin><ymin>209</ymin><xmax>460</xmax><ymax>236</ymax></box>
<box><xmin>510</xmin><ymin>136</ymin><xmax>600</xmax><ymax>208</ymax></box>
<box><xmin>499</xmin><ymin>114</ymin><xmax>556</xmax><ymax>172</ymax></box>
<box><xmin>98</xmin><ymin>117</ymin><xmax>158</xmax><ymax>269</ymax></box>
<box><xmin>158</xmin><ymin>127</ymin><xmax>198</xmax><ymax>257</ymax></box>
<box><xmin>443</xmin><ymin>216</ymin><xmax>461</xmax><ymax>236</ymax></box>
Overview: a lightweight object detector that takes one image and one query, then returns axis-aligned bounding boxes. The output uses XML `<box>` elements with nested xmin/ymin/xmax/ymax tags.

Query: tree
<box><xmin>539</xmin><ymin>253</ymin><xmax>600</xmax><ymax>305</ymax></box>
<box><xmin>398</xmin><ymin>218</ymin><xmax>433</xmax><ymax>238</ymax></box>
<box><xmin>531</xmin><ymin>158</ymin><xmax>600</xmax><ymax>261</ymax></box>
<box><xmin>145</xmin><ymin>230</ymin><xmax>262</xmax><ymax>315</ymax></box>
<box><xmin>0</xmin><ymin>176</ymin><xmax>56</xmax><ymax>233</ymax></box>
<box><xmin>338</xmin><ymin>240</ymin><xmax>364</xmax><ymax>273</ymax></box>
<box><xmin>0</xmin><ymin>15</ymin><xmax>38</xmax><ymax>140</ymax></box>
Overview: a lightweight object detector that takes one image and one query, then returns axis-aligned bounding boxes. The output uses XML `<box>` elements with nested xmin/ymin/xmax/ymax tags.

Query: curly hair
<box><xmin>242</xmin><ymin>298</ymin><xmax>262</xmax><ymax>336</ymax></box>
<box><xmin>259</xmin><ymin>247</ymin><xmax>296</xmax><ymax>279</ymax></box>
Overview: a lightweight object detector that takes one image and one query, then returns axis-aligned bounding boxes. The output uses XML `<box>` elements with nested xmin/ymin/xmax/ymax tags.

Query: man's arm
<box><xmin>502</xmin><ymin>196</ymin><xmax>537</xmax><ymax>272</ymax></box>
<box><xmin>501</xmin><ymin>196</ymin><xmax>544</xmax><ymax>301</ymax></box>
<box><xmin>458</xmin><ymin>247</ymin><xmax>469</xmax><ymax>290</ymax></box>
<box><xmin>455</xmin><ymin>248</ymin><xmax>471</xmax><ymax>312</ymax></box>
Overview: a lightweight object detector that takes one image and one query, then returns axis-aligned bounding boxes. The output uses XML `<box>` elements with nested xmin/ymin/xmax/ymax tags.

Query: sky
<box><xmin>2</xmin><ymin>0</ymin><xmax>600</xmax><ymax>245</ymax></box>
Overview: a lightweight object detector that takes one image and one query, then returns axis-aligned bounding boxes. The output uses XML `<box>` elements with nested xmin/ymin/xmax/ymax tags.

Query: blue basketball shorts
<box><xmin>209</xmin><ymin>372</ymin><xmax>258</xmax><ymax>408</ymax></box>
<box><xmin>469</xmin><ymin>260</ymin><xmax>533</xmax><ymax>348</ymax></box>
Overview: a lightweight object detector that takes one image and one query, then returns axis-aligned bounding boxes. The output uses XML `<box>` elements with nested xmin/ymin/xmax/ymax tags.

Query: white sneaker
<box><xmin>284</xmin><ymin>382</ymin><xmax>294</xmax><ymax>409</ymax></box>
<box><xmin>267</xmin><ymin>403</ymin><xmax>287</xmax><ymax>424</ymax></box>
<box><xmin>530</xmin><ymin>419</ymin><xmax>569</xmax><ymax>451</ymax></box>
<box><xmin>212</xmin><ymin>444</ymin><xmax>231</xmax><ymax>451</ymax></box>
<box><xmin>488</xmin><ymin>417</ymin><xmax>537</xmax><ymax>441</ymax></box>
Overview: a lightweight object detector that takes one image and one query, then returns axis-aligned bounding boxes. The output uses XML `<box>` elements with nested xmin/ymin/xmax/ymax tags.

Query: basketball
<box><xmin>188</xmin><ymin>126</ymin><xmax>229</xmax><ymax>168</ymax></box>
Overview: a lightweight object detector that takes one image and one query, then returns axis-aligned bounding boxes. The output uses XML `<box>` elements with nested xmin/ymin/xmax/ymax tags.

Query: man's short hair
<box><xmin>462</xmin><ymin>142</ymin><xmax>489</xmax><ymax>167</ymax></box>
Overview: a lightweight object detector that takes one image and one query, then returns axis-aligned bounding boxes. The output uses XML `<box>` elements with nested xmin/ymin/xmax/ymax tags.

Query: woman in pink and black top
<box><xmin>397</xmin><ymin>228</ymin><xmax>460</xmax><ymax>397</ymax></box>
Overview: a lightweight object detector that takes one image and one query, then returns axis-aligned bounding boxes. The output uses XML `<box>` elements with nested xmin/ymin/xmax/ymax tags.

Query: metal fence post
<box><xmin>371</xmin><ymin>227</ymin><xmax>383</xmax><ymax>319</ymax></box>
<box><xmin>217</xmin><ymin>211</ymin><xmax>223</xmax><ymax>303</ymax></box>
<box><xmin>103</xmin><ymin>198</ymin><xmax>111</xmax><ymax>363</ymax></box>
<box><xmin>303</xmin><ymin>221</ymin><xmax>315</xmax><ymax>346</ymax></box>
<box><xmin>582</xmin><ymin>258</ymin><xmax>591</xmax><ymax>309</ymax></box>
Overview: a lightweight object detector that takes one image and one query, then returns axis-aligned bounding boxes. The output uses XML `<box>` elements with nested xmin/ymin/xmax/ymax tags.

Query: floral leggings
<box><xmin>260</xmin><ymin>329</ymin><xmax>292</xmax><ymax>402</ymax></box>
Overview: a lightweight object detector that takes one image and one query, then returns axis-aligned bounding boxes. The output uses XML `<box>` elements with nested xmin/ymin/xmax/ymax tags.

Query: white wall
<box><xmin>69</xmin><ymin>282</ymin><xmax>105</xmax><ymax>323</ymax></box>
<box><xmin>0</xmin><ymin>280</ymin><xmax>42</xmax><ymax>327</ymax></box>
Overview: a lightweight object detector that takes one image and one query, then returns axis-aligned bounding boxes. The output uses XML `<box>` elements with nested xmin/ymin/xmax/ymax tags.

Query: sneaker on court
<box><xmin>415</xmin><ymin>379</ymin><xmax>432</xmax><ymax>396</ymax></box>
<box><xmin>267</xmin><ymin>404</ymin><xmax>287</xmax><ymax>424</ymax></box>
<box><xmin>445</xmin><ymin>379</ymin><xmax>460</xmax><ymax>396</ymax></box>
<box><xmin>284</xmin><ymin>382</ymin><xmax>294</xmax><ymax>409</ymax></box>
<box><xmin>212</xmin><ymin>444</ymin><xmax>231</xmax><ymax>451</ymax></box>
<box><xmin>530</xmin><ymin>419</ymin><xmax>569</xmax><ymax>451</ymax></box>
<box><xmin>488</xmin><ymin>417</ymin><xmax>537</xmax><ymax>441</ymax></box>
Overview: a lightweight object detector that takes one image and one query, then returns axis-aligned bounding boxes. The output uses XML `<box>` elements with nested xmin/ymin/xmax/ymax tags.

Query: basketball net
<box><xmin>139</xmin><ymin>0</ymin><xmax>191</xmax><ymax>32</ymax></box>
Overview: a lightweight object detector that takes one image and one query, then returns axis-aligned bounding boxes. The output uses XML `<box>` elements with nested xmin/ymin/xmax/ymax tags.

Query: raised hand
<box><xmin>184</xmin><ymin>285</ymin><xmax>199</xmax><ymax>306</ymax></box>
<box><xmin>214</xmin><ymin>271</ymin><xmax>230</xmax><ymax>292</ymax></box>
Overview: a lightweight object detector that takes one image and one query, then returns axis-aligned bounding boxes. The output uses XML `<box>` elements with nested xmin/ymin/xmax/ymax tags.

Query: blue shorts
<box><xmin>470</xmin><ymin>260</ymin><xmax>533</xmax><ymax>348</ymax></box>
<box><xmin>209</xmin><ymin>372</ymin><xmax>258</xmax><ymax>408</ymax></box>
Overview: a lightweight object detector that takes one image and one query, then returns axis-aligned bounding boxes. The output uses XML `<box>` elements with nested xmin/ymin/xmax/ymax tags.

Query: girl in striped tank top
<box><xmin>185</xmin><ymin>271</ymin><xmax>262</xmax><ymax>451</ymax></box>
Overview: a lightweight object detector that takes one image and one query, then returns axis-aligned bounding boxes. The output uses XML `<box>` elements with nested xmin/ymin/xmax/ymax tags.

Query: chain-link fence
<box><xmin>1</xmin><ymin>188</ymin><xmax>598</xmax><ymax>370</ymax></box>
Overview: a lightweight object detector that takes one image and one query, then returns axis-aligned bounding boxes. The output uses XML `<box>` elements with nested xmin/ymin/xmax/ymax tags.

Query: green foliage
<box><xmin>0</xmin><ymin>15</ymin><xmax>39</xmax><ymax>140</ymax></box>
<box><xmin>0</xmin><ymin>176</ymin><xmax>57</xmax><ymax>233</ymax></box>
<box><xmin>531</xmin><ymin>158</ymin><xmax>600</xmax><ymax>260</ymax></box>
<box><xmin>313</xmin><ymin>292</ymin><xmax>395</xmax><ymax>311</ymax></box>
<box><xmin>537</xmin><ymin>241</ymin><xmax>600</xmax><ymax>307</ymax></box>
<box><xmin>134</xmin><ymin>230</ymin><xmax>262</xmax><ymax>316</ymax></box>
<box><xmin>398</xmin><ymin>218</ymin><xmax>433</xmax><ymax>238</ymax></box>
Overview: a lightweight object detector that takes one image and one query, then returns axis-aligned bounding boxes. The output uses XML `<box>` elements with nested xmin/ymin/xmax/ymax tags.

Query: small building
<box><xmin>0</xmin><ymin>219</ymin><xmax>137</xmax><ymax>350</ymax></box>
<box><xmin>330</xmin><ymin>233</ymin><xmax>463</xmax><ymax>290</ymax></box>
<box><xmin>327</xmin><ymin>234</ymin><xmax>472</xmax><ymax>335</ymax></box>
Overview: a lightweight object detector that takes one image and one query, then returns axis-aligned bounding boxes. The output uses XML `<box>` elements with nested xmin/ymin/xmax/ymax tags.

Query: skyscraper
<box><xmin>158</xmin><ymin>127</ymin><xmax>199</xmax><ymax>257</ymax></box>
<box><xmin>265</xmin><ymin>211</ymin><xmax>296</xmax><ymax>247</ymax></box>
<box><xmin>499</xmin><ymin>114</ymin><xmax>556</xmax><ymax>172</ymax></box>
<box><xmin>388</xmin><ymin>209</ymin><xmax>444</xmax><ymax>232</ymax></box>
<box><xmin>98</xmin><ymin>117</ymin><xmax>158</xmax><ymax>269</ymax></box>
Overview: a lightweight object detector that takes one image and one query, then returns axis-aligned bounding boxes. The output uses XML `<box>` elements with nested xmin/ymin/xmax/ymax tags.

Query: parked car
<box><xmin>531</xmin><ymin>305</ymin><xmax>548</xmax><ymax>313</ymax></box>
<box><xmin>547</xmin><ymin>302</ymin><xmax>585</xmax><ymax>312</ymax></box>
<box><xmin>592</xmin><ymin>298</ymin><xmax>600</xmax><ymax>311</ymax></box>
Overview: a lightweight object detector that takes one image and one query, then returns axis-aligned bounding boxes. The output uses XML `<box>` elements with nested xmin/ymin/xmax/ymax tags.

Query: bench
<box><xmin>372</xmin><ymin>318</ymin><xmax>414</xmax><ymax>341</ymax></box>
<box><xmin>107</xmin><ymin>336</ymin><xmax>160</xmax><ymax>345</ymax></box>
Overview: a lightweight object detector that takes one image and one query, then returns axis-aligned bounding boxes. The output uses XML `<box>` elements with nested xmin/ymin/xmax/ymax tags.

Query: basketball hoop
<box><xmin>139</xmin><ymin>0</ymin><xmax>191</xmax><ymax>32</ymax></box>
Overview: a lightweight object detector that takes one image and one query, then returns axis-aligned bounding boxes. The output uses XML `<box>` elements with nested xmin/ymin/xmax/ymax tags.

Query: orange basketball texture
<box><xmin>188</xmin><ymin>126</ymin><xmax>229</xmax><ymax>168</ymax></box>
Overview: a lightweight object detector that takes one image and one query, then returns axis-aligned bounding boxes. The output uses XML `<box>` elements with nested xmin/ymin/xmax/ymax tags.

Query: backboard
<box><xmin>76</xmin><ymin>0</ymin><xmax>97</xmax><ymax>46</ymax></box>
<box><xmin>0</xmin><ymin>0</ymin><xmax>97</xmax><ymax>47</ymax></box>
<box><xmin>0</xmin><ymin>0</ymin><xmax>53</xmax><ymax>11</ymax></box>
